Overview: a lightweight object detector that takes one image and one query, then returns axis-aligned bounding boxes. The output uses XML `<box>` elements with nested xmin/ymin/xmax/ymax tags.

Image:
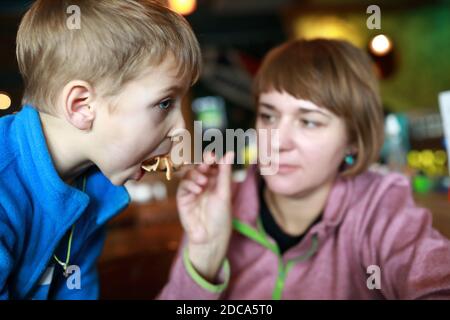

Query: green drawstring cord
<box><xmin>53</xmin><ymin>176</ymin><xmax>86</xmax><ymax>276</ymax></box>
<box><xmin>53</xmin><ymin>224</ymin><xmax>76</xmax><ymax>275</ymax></box>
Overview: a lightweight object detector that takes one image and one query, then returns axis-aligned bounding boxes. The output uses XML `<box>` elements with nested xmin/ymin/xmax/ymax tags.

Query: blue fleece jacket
<box><xmin>0</xmin><ymin>106</ymin><xmax>130</xmax><ymax>299</ymax></box>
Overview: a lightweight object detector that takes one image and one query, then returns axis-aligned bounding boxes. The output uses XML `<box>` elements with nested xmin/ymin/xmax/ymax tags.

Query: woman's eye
<box><xmin>301</xmin><ymin>119</ymin><xmax>320</xmax><ymax>128</ymax></box>
<box><xmin>259</xmin><ymin>113</ymin><xmax>276</xmax><ymax>124</ymax></box>
<box><xmin>157</xmin><ymin>99</ymin><xmax>174</xmax><ymax>110</ymax></box>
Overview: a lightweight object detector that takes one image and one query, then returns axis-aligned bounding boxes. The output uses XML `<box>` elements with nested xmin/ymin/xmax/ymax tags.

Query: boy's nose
<box><xmin>146</xmin><ymin>135</ymin><xmax>173</xmax><ymax>160</ymax></box>
<box><xmin>167</xmin><ymin>110</ymin><xmax>186</xmax><ymax>143</ymax></box>
<box><xmin>174</xmin><ymin>111</ymin><xmax>186</xmax><ymax>131</ymax></box>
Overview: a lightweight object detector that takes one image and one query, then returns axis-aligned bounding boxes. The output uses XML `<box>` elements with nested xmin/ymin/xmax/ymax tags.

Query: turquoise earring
<box><xmin>345</xmin><ymin>154</ymin><xmax>355</xmax><ymax>166</ymax></box>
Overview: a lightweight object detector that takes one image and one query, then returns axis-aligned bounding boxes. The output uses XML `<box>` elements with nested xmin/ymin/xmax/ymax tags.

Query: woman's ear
<box><xmin>347</xmin><ymin>145</ymin><xmax>358</xmax><ymax>155</ymax></box>
<box><xmin>61</xmin><ymin>80</ymin><xmax>96</xmax><ymax>130</ymax></box>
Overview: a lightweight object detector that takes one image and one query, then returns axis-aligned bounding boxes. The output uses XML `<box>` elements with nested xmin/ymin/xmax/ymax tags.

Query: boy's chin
<box><xmin>109</xmin><ymin>176</ymin><xmax>126</xmax><ymax>186</ymax></box>
<box><xmin>106</xmin><ymin>166</ymin><xmax>146</xmax><ymax>185</ymax></box>
<box><xmin>104</xmin><ymin>171</ymin><xmax>130</xmax><ymax>186</ymax></box>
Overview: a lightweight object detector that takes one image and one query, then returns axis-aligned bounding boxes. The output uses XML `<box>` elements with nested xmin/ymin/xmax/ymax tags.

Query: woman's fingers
<box><xmin>197</xmin><ymin>162</ymin><xmax>210</xmax><ymax>173</ymax></box>
<box><xmin>177</xmin><ymin>151</ymin><xmax>235</xmax><ymax>247</ymax></box>
<box><xmin>179</xmin><ymin>179</ymin><xmax>202</xmax><ymax>195</ymax></box>
<box><xmin>178</xmin><ymin>150</ymin><xmax>233</xmax><ymax>203</ymax></box>
<box><xmin>216</xmin><ymin>151</ymin><xmax>234</xmax><ymax>197</ymax></box>
<box><xmin>203</xmin><ymin>151</ymin><xmax>216</xmax><ymax>165</ymax></box>
<box><xmin>179</xmin><ymin>166</ymin><xmax>208</xmax><ymax>191</ymax></box>
<box><xmin>187</xmin><ymin>168</ymin><xmax>208</xmax><ymax>186</ymax></box>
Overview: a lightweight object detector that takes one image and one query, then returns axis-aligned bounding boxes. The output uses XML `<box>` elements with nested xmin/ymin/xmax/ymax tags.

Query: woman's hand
<box><xmin>176</xmin><ymin>151</ymin><xmax>234</xmax><ymax>282</ymax></box>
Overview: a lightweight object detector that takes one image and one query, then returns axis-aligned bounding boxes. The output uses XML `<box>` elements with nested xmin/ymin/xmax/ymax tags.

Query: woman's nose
<box><xmin>278</xmin><ymin>122</ymin><xmax>295</xmax><ymax>151</ymax></box>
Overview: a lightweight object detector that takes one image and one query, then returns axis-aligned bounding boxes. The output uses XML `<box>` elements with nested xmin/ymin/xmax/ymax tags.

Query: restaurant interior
<box><xmin>0</xmin><ymin>0</ymin><xmax>449</xmax><ymax>299</ymax></box>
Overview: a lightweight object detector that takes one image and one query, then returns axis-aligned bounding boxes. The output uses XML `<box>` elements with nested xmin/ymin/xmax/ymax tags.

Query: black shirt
<box><xmin>259</xmin><ymin>182</ymin><xmax>322</xmax><ymax>254</ymax></box>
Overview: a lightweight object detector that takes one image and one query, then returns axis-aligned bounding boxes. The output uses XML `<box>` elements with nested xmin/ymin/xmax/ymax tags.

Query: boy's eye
<box><xmin>157</xmin><ymin>99</ymin><xmax>174</xmax><ymax>110</ymax></box>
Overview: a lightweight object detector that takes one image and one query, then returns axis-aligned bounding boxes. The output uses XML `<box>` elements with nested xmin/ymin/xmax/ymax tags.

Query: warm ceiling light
<box><xmin>370</xmin><ymin>34</ymin><xmax>393</xmax><ymax>56</ymax></box>
<box><xmin>168</xmin><ymin>0</ymin><xmax>196</xmax><ymax>16</ymax></box>
<box><xmin>0</xmin><ymin>92</ymin><xmax>12</xmax><ymax>110</ymax></box>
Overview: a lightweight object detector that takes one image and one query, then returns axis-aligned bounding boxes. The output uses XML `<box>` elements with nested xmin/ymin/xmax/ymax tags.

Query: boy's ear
<box><xmin>61</xmin><ymin>80</ymin><xmax>96</xmax><ymax>130</ymax></box>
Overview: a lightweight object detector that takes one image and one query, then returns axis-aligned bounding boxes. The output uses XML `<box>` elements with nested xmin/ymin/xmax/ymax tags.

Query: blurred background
<box><xmin>1</xmin><ymin>0</ymin><xmax>449</xmax><ymax>299</ymax></box>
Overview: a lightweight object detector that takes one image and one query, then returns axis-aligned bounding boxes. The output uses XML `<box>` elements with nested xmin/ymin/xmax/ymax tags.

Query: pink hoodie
<box><xmin>159</xmin><ymin>166</ymin><xmax>450</xmax><ymax>299</ymax></box>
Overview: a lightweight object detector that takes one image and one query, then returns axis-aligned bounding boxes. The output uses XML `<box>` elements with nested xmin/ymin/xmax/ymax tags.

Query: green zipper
<box><xmin>232</xmin><ymin>217</ymin><xmax>319</xmax><ymax>300</ymax></box>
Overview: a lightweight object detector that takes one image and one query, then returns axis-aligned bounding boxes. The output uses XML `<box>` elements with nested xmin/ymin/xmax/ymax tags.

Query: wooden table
<box><xmin>414</xmin><ymin>192</ymin><xmax>450</xmax><ymax>238</ymax></box>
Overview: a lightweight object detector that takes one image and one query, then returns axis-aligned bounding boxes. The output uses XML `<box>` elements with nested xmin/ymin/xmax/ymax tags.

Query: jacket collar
<box><xmin>12</xmin><ymin>105</ymin><xmax>130</xmax><ymax>227</ymax></box>
<box><xmin>9</xmin><ymin>105</ymin><xmax>129</xmax><ymax>298</ymax></box>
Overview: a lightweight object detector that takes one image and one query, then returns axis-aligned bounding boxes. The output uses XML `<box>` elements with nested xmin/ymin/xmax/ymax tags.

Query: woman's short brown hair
<box><xmin>253</xmin><ymin>39</ymin><xmax>384</xmax><ymax>177</ymax></box>
<box><xmin>16</xmin><ymin>0</ymin><xmax>201</xmax><ymax>113</ymax></box>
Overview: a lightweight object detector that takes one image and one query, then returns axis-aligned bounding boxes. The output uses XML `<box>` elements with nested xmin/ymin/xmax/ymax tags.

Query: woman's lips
<box><xmin>276</xmin><ymin>164</ymin><xmax>300</xmax><ymax>174</ymax></box>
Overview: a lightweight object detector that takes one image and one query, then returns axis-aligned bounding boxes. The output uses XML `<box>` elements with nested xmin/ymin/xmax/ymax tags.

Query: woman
<box><xmin>159</xmin><ymin>39</ymin><xmax>450</xmax><ymax>299</ymax></box>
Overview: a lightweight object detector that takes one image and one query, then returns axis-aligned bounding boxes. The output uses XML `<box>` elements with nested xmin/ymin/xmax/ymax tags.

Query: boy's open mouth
<box><xmin>141</xmin><ymin>155</ymin><xmax>179</xmax><ymax>181</ymax></box>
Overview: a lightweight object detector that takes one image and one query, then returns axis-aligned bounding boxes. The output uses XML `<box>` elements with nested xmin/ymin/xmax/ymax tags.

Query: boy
<box><xmin>0</xmin><ymin>0</ymin><xmax>200</xmax><ymax>299</ymax></box>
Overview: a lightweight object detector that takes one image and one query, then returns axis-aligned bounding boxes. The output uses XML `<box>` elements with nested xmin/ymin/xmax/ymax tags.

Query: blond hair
<box><xmin>16</xmin><ymin>0</ymin><xmax>201</xmax><ymax>113</ymax></box>
<box><xmin>254</xmin><ymin>39</ymin><xmax>384</xmax><ymax>177</ymax></box>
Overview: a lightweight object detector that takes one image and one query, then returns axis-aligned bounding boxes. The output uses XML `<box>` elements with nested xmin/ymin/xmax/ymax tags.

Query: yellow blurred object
<box><xmin>0</xmin><ymin>93</ymin><xmax>12</xmax><ymax>110</ymax></box>
<box><xmin>293</xmin><ymin>16</ymin><xmax>364</xmax><ymax>48</ymax></box>
<box><xmin>168</xmin><ymin>0</ymin><xmax>196</xmax><ymax>16</ymax></box>
<box><xmin>407</xmin><ymin>149</ymin><xmax>448</xmax><ymax>177</ymax></box>
<box><xmin>407</xmin><ymin>150</ymin><xmax>421</xmax><ymax>168</ymax></box>
<box><xmin>243</xmin><ymin>145</ymin><xmax>258</xmax><ymax>166</ymax></box>
<box><xmin>420</xmin><ymin>150</ymin><xmax>434</xmax><ymax>167</ymax></box>
<box><xmin>425</xmin><ymin>166</ymin><xmax>437</xmax><ymax>177</ymax></box>
<box><xmin>435</xmin><ymin>150</ymin><xmax>447</xmax><ymax>166</ymax></box>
